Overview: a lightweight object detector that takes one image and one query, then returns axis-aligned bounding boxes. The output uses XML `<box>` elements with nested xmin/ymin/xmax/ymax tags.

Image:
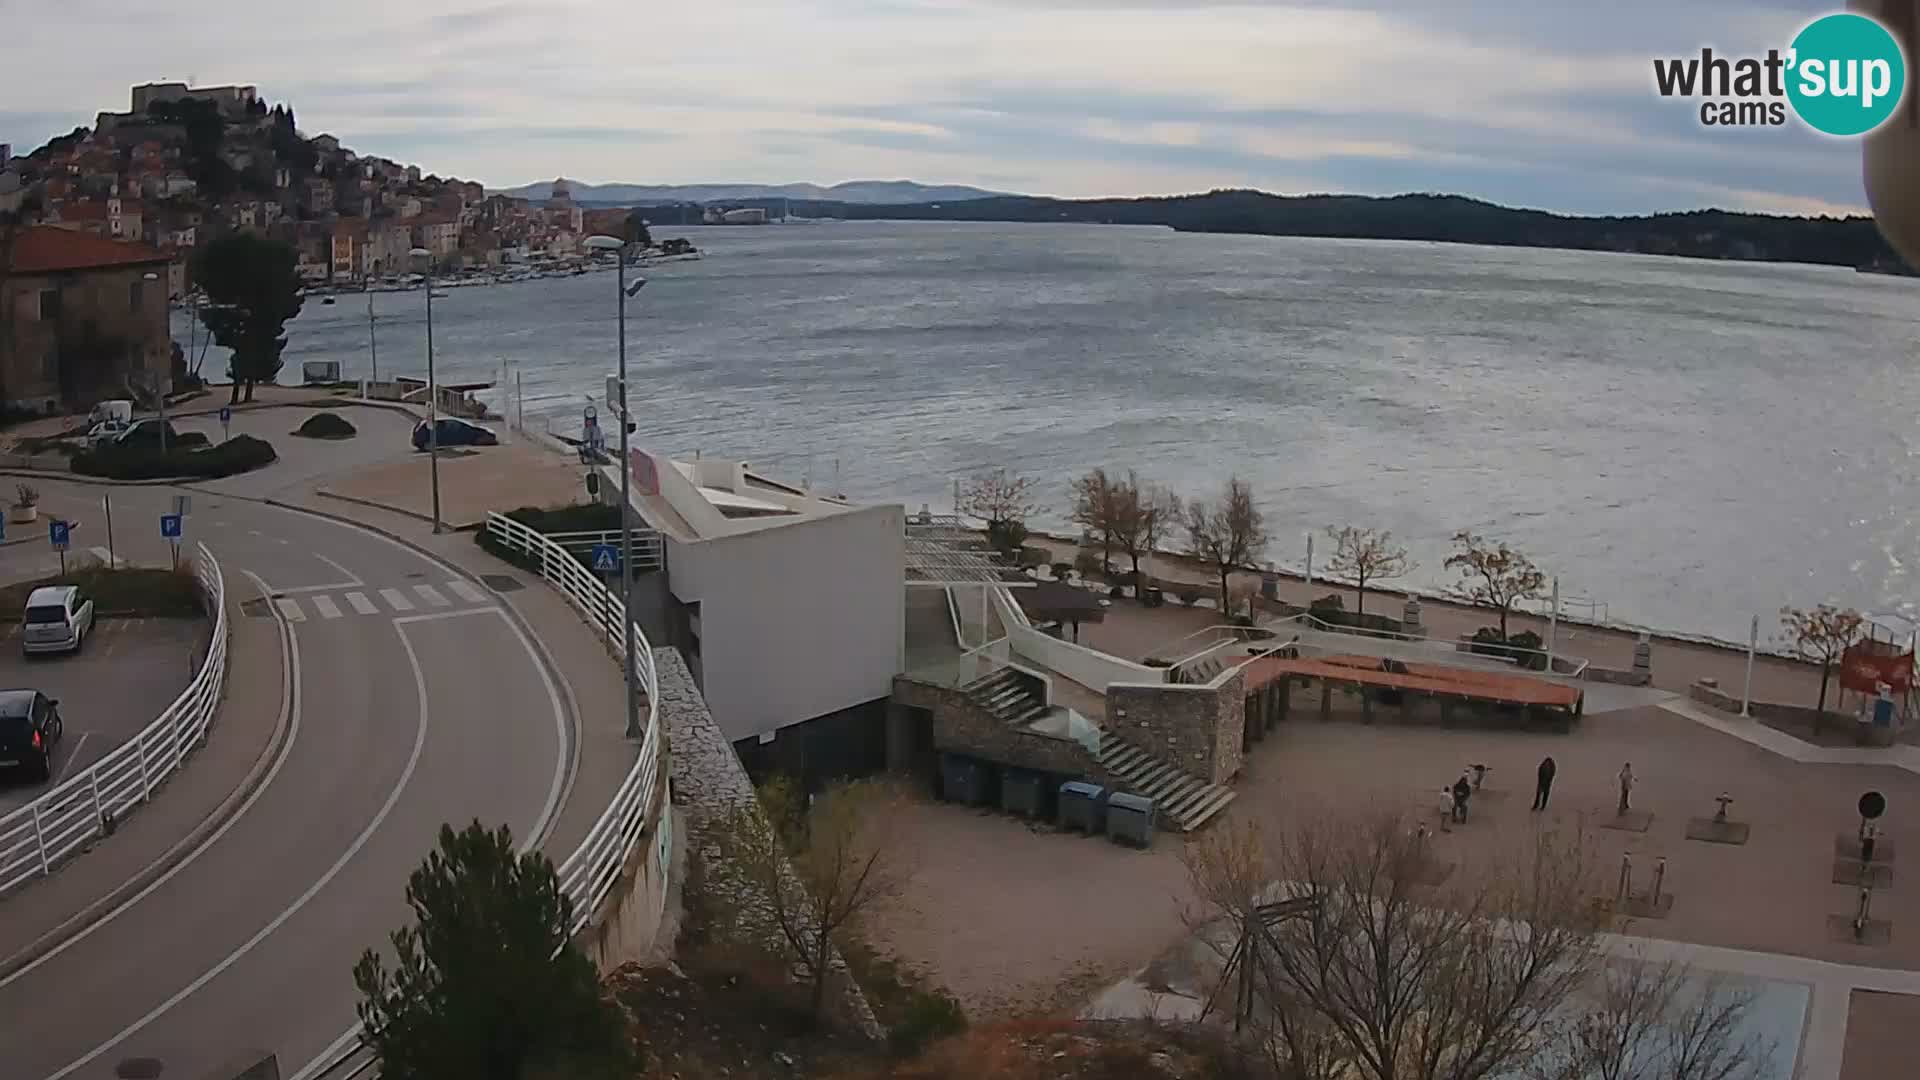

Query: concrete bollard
<box><xmin>1633</xmin><ymin>633</ymin><xmax>1652</xmax><ymax>678</ymax></box>
<box><xmin>1403</xmin><ymin>596</ymin><xmax>1423</xmax><ymax>636</ymax></box>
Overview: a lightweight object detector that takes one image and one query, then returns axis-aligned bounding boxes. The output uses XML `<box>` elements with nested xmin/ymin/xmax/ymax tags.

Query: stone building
<box><xmin>0</xmin><ymin>226</ymin><xmax>173</xmax><ymax>413</ymax></box>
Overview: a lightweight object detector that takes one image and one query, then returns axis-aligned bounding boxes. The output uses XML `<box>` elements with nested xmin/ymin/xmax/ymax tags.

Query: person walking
<box><xmin>1452</xmin><ymin>772</ymin><xmax>1474</xmax><ymax>823</ymax></box>
<box><xmin>1617</xmin><ymin>762</ymin><xmax>1635</xmax><ymax>815</ymax></box>
<box><xmin>1533</xmin><ymin>755</ymin><xmax>1557</xmax><ymax>811</ymax></box>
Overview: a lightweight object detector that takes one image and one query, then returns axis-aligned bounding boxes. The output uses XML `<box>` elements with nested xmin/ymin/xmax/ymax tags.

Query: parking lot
<box><xmin>0</xmin><ymin>617</ymin><xmax>205</xmax><ymax>814</ymax></box>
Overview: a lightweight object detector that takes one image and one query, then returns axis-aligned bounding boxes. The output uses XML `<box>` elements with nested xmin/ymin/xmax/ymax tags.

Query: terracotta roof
<box><xmin>1239</xmin><ymin>652</ymin><xmax>1583</xmax><ymax>710</ymax></box>
<box><xmin>5</xmin><ymin>225</ymin><xmax>172</xmax><ymax>274</ymax></box>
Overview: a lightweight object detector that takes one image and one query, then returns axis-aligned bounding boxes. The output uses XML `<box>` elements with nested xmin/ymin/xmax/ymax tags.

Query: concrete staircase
<box><xmin>1097</xmin><ymin>731</ymin><xmax>1236</xmax><ymax>831</ymax></box>
<box><xmin>1173</xmin><ymin>656</ymin><xmax>1224</xmax><ymax>684</ymax></box>
<box><xmin>964</xmin><ymin>667</ymin><xmax>1051</xmax><ymax>727</ymax></box>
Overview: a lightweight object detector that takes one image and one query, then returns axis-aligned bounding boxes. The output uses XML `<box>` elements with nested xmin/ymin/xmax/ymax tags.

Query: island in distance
<box><xmin>491</xmin><ymin>178</ymin><xmax>1010</xmax><ymax>205</ymax></box>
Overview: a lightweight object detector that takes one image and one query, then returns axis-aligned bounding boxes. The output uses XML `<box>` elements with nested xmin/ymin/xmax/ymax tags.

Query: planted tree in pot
<box><xmin>10</xmin><ymin>484</ymin><xmax>38</xmax><ymax>524</ymax></box>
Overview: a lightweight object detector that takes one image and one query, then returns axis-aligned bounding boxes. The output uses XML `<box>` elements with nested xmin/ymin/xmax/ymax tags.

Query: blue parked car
<box><xmin>412</xmin><ymin>417</ymin><xmax>498</xmax><ymax>450</ymax></box>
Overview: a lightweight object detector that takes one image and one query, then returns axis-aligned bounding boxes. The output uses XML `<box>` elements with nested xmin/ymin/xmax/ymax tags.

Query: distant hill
<box><xmin>492</xmin><ymin>178</ymin><xmax>1010</xmax><ymax>205</ymax></box>
<box><xmin>758</xmin><ymin>189</ymin><xmax>1904</xmax><ymax>270</ymax></box>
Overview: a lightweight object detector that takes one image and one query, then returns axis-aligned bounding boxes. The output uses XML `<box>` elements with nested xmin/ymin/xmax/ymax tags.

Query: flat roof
<box><xmin>1240</xmin><ymin>652</ymin><xmax>1582</xmax><ymax>710</ymax></box>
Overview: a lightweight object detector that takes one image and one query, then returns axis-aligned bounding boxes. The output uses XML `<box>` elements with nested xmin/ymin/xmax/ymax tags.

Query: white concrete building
<box><xmin>604</xmin><ymin>448</ymin><xmax>906</xmax><ymax>762</ymax></box>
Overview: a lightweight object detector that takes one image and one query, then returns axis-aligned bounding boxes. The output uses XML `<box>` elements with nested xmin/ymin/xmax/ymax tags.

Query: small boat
<box><xmin>321</xmin><ymin>297</ymin><xmax>336</xmax><ymax>305</ymax></box>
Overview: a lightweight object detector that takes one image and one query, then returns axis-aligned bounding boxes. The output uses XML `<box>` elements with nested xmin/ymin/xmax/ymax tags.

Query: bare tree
<box><xmin>1532</xmin><ymin>951</ymin><xmax>1773</xmax><ymax>1080</ymax></box>
<box><xmin>715</xmin><ymin>776</ymin><xmax>913</xmax><ymax>1020</ymax></box>
<box><xmin>958</xmin><ymin>468</ymin><xmax>1037</xmax><ymax>556</ymax></box>
<box><xmin>1125</xmin><ymin>478</ymin><xmax>1182</xmax><ymax>584</ymax></box>
<box><xmin>1778</xmin><ymin>604</ymin><xmax>1865</xmax><ymax>731</ymax></box>
<box><xmin>1186</xmin><ymin>476</ymin><xmax>1268</xmax><ymax>618</ymax></box>
<box><xmin>1444</xmin><ymin>530</ymin><xmax>1546</xmax><ymax>639</ymax></box>
<box><xmin>1185</xmin><ymin>811</ymin><xmax>1606</xmax><ymax>1080</ymax></box>
<box><xmin>1070</xmin><ymin>467</ymin><xmax>1124</xmax><ymax>575</ymax></box>
<box><xmin>1325</xmin><ymin>525</ymin><xmax>1415</xmax><ymax>618</ymax></box>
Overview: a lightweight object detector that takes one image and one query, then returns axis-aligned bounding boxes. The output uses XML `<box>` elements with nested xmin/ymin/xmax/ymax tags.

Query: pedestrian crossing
<box><xmin>269</xmin><ymin>580</ymin><xmax>494</xmax><ymax>622</ymax></box>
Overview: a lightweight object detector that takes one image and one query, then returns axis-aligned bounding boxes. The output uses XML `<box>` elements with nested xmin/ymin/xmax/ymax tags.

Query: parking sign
<box><xmin>160</xmin><ymin>514</ymin><xmax>183</xmax><ymax>540</ymax></box>
<box><xmin>48</xmin><ymin>520</ymin><xmax>69</xmax><ymax>550</ymax></box>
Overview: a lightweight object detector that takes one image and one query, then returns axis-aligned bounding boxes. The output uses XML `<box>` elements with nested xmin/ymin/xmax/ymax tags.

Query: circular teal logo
<box><xmin>1787</xmin><ymin>13</ymin><xmax>1908</xmax><ymax>136</ymax></box>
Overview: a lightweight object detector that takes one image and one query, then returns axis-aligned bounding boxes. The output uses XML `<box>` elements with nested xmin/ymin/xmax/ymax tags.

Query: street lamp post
<box><xmin>409</xmin><ymin>248</ymin><xmax>442</xmax><ymax>533</ymax></box>
<box><xmin>586</xmin><ymin>234</ymin><xmax>647</xmax><ymax>739</ymax></box>
<box><xmin>143</xmin><ymin>271</ymin><xmax>168</xmax><ymax>453</ymax></box>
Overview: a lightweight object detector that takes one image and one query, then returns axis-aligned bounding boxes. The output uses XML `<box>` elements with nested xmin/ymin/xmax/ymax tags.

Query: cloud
<box><xmin>0</xmin><ymin>0</ymin><xmax>1874</xmax><ymax>214</ymax></box>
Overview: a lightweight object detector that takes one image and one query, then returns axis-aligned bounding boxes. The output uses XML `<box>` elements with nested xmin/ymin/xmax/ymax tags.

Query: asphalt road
<box><xmin>0</xmin><ymin>478</ymin><xmax>573</xmax><ymax>1080</ymax></box>
<box><xmin>0</xmin><ymin>618</ymin><xmax>204</xmax><ymax>815</ymax></box>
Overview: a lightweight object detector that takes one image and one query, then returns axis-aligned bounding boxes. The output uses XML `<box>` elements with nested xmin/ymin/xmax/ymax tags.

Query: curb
<box><xmin>0</xmin><ymin>578</ymin><xmax>292</xmax><ymax>984</ymax></box>
<box><xmin>309</xmin><ymin>489</ymin><xmax>481</xmax><ymax>532</ymax></box>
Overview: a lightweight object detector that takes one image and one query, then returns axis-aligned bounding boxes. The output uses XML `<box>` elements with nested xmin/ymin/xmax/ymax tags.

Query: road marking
<box><xmin>273</xmin><ymin>597</ymin><xmax>306</xmax><ymax>622</ymax></box>
<box><xmin>0</xmin><ymin>569</ymin><xmax>301</xmax><ymax>990</ymax></box>
<box><xmin>314</xmin><ymin>553</ymin><xmax>362</xmax><ymax>586</ymax></box>
<box><xmin>413</xmin><ymin>583</ymin><xmax>451</xmax><ymax>608</ymax></box>
<box><xmin>446</xmin><ymin>578</ymin><xmax>487</xmax><ymax>604</ymax></box>
<box><xmin>310</xmin><ymin>595</ymin><xmax>343</xmax><ymax>620</ymax></box>
<box><xmin>344</xmin><ymin>591</ymin><xmax>377</xmax><ymax>616</ymax></box>
<box><xmin>55</xmin><ymin>731</ymin><xmax>92</xmax><ymax>776</ymax></box>
<box><xmin>378</xmin><ymin>587</ymin><xmax>414</xmax><ymax>612</ymax></box>
<box><xmin>46</xmin><ymin>597</ymin><xmax>432</xmax><ymax>1080</ymax></box>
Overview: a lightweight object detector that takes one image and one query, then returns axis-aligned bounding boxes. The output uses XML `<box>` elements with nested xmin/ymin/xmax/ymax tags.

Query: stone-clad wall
<box><xmin>661</xmin><ymin>649</ymin><xmax>883</xmax><ymax>1040</ymax></box>
<box><xmin>893</xmin><ymin>675</ymin><xmax>1096</xmax><ymax>777</ymax></box>
<box><xmin>1105</xmin><ymin>665</ymin><xmax>1246</xmax><ymax>785</ymax></box>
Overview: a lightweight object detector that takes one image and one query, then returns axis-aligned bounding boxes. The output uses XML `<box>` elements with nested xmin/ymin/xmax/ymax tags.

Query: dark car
<box><xmin>412</xmin><ymin>417</ymin><xmax>498</xmax><ymax>451</ymax></box>
<box><xmin>113</xmin><ymin>418</ymin><xmax>182</xmax><ymax>450</ymax></box>
<box><xmin>0</xmin><ymin>689</ymin><xmax>64</xmax><ymax>783</ymax></box>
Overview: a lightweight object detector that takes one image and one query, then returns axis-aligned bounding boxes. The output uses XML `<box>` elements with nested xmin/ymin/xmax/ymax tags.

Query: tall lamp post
<box><xmin>409</xmin><ymin>248</ymin><xmax>442</xmax><ymax>533</ymax></box>
<box><xmin>142</xmin><ymin>271</ymin><xmax>169</xmax><ymax>453</ymax></box>
<box><xmin>586</xmin><ymin>233</ymin><xmax>647</xmax><ymax>739</ymax></box>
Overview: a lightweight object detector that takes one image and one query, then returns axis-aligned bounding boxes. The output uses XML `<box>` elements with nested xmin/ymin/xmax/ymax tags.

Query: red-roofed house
<box><xmin>1</xmin><ymin>226</ymin><xmax>174</xmax><ymax>412</ymax></box>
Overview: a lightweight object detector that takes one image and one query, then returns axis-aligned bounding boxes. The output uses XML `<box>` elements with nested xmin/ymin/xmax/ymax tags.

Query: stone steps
<box><xmin>1097</xmin><ymin>732</ymin><xmax>1236</xmax><ymax>831</ymax></box>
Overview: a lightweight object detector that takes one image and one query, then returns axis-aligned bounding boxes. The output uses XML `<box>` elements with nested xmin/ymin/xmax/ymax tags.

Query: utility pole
<box><xmin>366</xmin><ymin>280</ymin><xmax>378</xmax><ymax>383</ymax></box>
<box><xmin>617</xmin><ymin>244</ymin><xmax>639</xmax><ymax>740</ymax></box>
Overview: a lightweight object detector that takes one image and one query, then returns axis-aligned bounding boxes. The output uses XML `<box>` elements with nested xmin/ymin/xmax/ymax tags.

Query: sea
<box><xmin>176</xmin><ymin>220</ymin><xmax>1920</xmax><ymax>648</ymax></box>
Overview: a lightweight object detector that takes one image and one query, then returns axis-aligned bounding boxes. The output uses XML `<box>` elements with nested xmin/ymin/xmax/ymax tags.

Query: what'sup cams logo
<box><xmin>1653</xmin><ymin>11</ymin><xmax>1909</xmax><ymax>136</ymax></box>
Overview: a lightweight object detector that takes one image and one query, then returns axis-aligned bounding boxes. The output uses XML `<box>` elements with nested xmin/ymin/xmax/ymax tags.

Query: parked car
<box><xmin>0</xmin><ymin>689</ymin><xmax>64</xmax><ymax>782</ymax></box>
<box><xmin>85</xmin><ymin>419</ymin><xmax>130</xmax><ymax>447</ymax></box>
<box><xmin>412</xmin><ymin>417</ymin><xmax>498</xmax><ymax>450</ymax></box>
<box><xmin>112</xmin><ymin>418</ymin><xmax>183</xmax><ymax>450</ymax></box>
<box><xmin>22</xmin><ymin>585</ymin><xmax>95</xmax><ymax>655</ymax></box>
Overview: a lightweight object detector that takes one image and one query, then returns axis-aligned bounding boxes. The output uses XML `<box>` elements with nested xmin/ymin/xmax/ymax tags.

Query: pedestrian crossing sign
<box><xmin>591</xmin><ymin>544</ymin><xmax>620</xmax><ymax>573</ymax></box>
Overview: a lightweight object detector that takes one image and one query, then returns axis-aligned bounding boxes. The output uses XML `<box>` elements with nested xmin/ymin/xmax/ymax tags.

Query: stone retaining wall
<box><xmin>1686</xmin><ymin>679</ymin><xmax>1894</xmax><ymax>745</ymax></box>
<box><xmin>893</xmin><ymin>675</ymin><xmax>1096</xmax><ymax>778</ymax></box>
<box><xmin>1106</xmin><ymin>665</ymin><xmax>1246</xmax><ymax>785</ymax></box>
<box><xmin>662</xmin><ymin>649</ymin><xmax>883</xmax><ymax>1040</ymax></box>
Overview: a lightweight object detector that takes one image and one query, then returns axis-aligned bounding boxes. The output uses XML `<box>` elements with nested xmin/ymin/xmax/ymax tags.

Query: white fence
<box><xmin>482</xmin><ymin>511</ymin><xmax>666</xmax><ymax>937</ymax></box>
<box><xmin>0</xmin><ymin>543</ymin><xmax>228</xmax><ymax>896</ymax></box>
<box><xmin>310</xmin><ymin>515</ymin><xmax>671</xmax><ymax>1080</ymax></box>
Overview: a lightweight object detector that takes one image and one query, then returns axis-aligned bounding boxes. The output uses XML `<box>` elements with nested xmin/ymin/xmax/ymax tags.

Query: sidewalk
<box><xmin>0</xmin><ymin>582</ymin><xmax>287</xmax><ymax>978</ymax></box>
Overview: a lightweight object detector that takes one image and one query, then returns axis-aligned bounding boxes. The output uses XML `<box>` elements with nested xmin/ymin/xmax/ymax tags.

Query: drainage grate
<box><xmin>240</xmin><ymin>598</ymin><xmax>271</xmax><ymax>618</ymax></box>
<box><xmin>482</xmin><ymin>574</ymin><xmax>524</xmax><ymax>593</ymax></box>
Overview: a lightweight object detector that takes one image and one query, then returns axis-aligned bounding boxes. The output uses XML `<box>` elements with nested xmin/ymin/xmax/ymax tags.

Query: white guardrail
<box><xmin>0</xmin><ymin>542</ymin><xmax>227</xmax><ymax>896</ymax></box>
<box><xmin>309</xmin><ymin>514</ymin><xmax>668</xmax><ymax>1080</ymax></box>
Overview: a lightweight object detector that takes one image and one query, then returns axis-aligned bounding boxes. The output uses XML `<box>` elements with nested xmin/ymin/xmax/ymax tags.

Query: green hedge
<box><xmin>73</xmin><ymin>435</ymin><xmax>277</xmax><ymax>480</ymax></box>
<box><xmin>0</xmin><ymin>566</ymin><xmax>201</xmax><ymax>618</ymax></box>
<box><xmin>293</xmin><ymin>412</ymin><xmax>357</xmax><ymax>439</ymax></box>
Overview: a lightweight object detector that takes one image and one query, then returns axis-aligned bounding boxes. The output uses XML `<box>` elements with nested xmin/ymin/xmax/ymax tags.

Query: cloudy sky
<box><xmin>0</xmin><ymin>0</ymin><xmax>1883</xmax><ymax>214</ymax></box>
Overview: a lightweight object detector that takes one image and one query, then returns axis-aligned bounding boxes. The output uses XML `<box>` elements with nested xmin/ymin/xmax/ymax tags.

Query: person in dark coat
<box><xmin>1452</xmin><ymin>773</ymin><xmax>1473</xmax><ymax>823</ymax></box>
<box><xmin>1533</xmin><ymin>756</ymin><xmax>1557</xmax><ymax>810</ymax></box>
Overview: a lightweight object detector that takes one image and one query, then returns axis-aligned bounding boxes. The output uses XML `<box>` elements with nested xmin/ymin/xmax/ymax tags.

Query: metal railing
<box><xmin>0</xmin><ymin>543</ymin><xmax>227</xmax><ymax>896</ymax></box>
<box><xmin>308</xmin><ymin>514</ymin><xmax>671</xmax><ymax>1080</ymax></box>
<box><xmin>543</xmin><ymin>528</ymin><xmax>664</xmax><ymax>572</ymax></box>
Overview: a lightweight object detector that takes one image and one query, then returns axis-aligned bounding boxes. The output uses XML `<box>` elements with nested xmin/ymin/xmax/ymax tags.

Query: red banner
<box><xmin>1841</xmin><ymin>643</ymin><xmax>1914</xmax><ymax>694</ymax></box>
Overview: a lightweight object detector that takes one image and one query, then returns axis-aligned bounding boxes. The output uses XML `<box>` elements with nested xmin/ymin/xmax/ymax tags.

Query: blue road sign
<box><xmin>590</xmin><ymin>543</ymin><xmax>621</xmax><ymax>573</ymax></box>
<box><xmin>48</xmin><ymin>520</ymin><xmax>69</xmax><ymax>550</ymax></box>
<box><xmin>219</xmin><ymin>406</ymin><xmax>232</xmax><ymax>424</ymax></box>
<box><xmin>160</xmin><ymin>514</ymin><xmax>183</xmax><ymax>540</ymax></box>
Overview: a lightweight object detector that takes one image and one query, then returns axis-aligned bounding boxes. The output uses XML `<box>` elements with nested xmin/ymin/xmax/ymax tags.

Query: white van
<box><xmin>88</xmin><ymin>399</ymin><xmax>133</xmax><ymax>427</ymax></box>
<box><xmin>22</xmin><ymin>585</ymin><xmax>95</xmax><ymax>655</ymax></box>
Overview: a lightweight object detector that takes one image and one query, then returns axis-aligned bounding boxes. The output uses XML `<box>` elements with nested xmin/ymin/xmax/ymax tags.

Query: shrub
<box><xmin>1469</xmin><ymin>627</ymin><xmax>1548</xmax><ymax>668</ymax></box>
<box><xmin>73</xmin><ymin>434</ymin><xmax>277</xmax><ymax>480</ymax></box>
<box><xmin>1017</xmin><ymin>547</ymin><xmax>1049</xmax><ymax>568</ymax></box>
<box><xmin>986</xmin><ymin>518</ymin><xmax>1028</xmax><ymax>556</ymax></box>
<box><xmin>473</xmin><ymin>503</ymin><xmax>626</xmax><ymax>575</ymax></box>
<box><xmin>0</xmin><ymin>565</ymin><xmax>200</xmax><ymax>617</ymax></box>
<box><xmin>13</xmin><ymin>484</ymin><xmax>37</xmax><ymax>508</ymax></box>
<box><xmin>1109</xmin><ymin>585</ymin><xmax>1126</xmax><ymax>599</ymax></box>
<box><xmin>293</xmin><ymin>411</ymin><xmax>358</xmax><ymax>439</ymax></box>
<box><xmin>889</xmin><ymin>989</ymin><xmax>968</xmax><ymax>1058</ymax></box>
<box><xmin>1310</xmin><ymin>593</ymin><xmax>1346</xmax><ymax>613</ymax></box>
<box><xmin>1074</xmin><ymin>551</ymin><xmax>1103</xmax><ymax>578</ymax></box>
<box><xmin>1178</xmin><ymin>587</ymin><xmax>1200</xmax><ymax>606</ymax></box>
<box><xmin>1052</xmin><ymin>561</ymin><xmax>1076</xmax><ymax>581</ymax></box>
<box><xmin>174</xmin><ymin>431</ymin><xmax>211</xmax><ymax>449</ymax></box>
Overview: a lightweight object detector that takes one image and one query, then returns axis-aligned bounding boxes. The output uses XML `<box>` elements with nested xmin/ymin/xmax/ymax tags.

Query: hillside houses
<box><xmin>5</xmin><ymin>80</ymin><xmax>593</xmax><ymax>293</ymax></box>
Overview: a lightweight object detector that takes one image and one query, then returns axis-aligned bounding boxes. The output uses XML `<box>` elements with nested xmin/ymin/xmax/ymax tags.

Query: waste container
<box><xmin>1002</xmin><ymin>769</ymin><xmax>1044</xmax><ymax>819</ymax></box>
<box><xmin>1106</xmin><ymin>792</ymin><xmax>1156</xmax><ymax>848</ymax></box>
<box><xmin>1059</xmin><ymin>781</ymin><xmax>1108</xmax><ymax>834</ymax></box>
<box><xmin>940</xmin><ymin>753</ymin><xmax>989</xmax><ymax>806</ymax></box>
